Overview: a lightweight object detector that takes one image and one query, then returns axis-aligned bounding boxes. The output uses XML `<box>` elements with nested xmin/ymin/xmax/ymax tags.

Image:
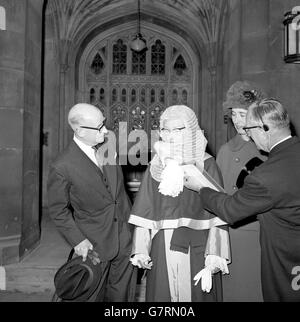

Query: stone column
<box><xmin>0</xmin><ymin>0</ymin><xmax>44</xmax><ymax>264</ymax></box>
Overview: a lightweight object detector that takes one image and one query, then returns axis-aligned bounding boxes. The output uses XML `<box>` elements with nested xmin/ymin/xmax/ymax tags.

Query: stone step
<box><xmin>4</xmin><ymin>263</ymin><xmax>146</xmax><ymax>301</ymax></box>
<box><xmin>5</xmin><ymin>264</ymin><xmax>56</xmax><ymax>294</ymax></box>
<box><xmin>2</xmin><ymin>216</ymin><xmax>146</xmax><ymax>300</ymax></box>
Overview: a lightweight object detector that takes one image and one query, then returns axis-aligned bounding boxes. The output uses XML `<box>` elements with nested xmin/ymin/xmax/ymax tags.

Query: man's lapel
<box><xmin>70</xmin><ymin>142</ymin><xmax>112</xmax><ymax>200</ymax></box>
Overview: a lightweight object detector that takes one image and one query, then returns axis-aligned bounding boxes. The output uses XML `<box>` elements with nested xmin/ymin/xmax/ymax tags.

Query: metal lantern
<box><xmin>130</xmin><ymin>0</ymin><xmax>147</xmax><ymax>52</ymax></box>
<box><xmin>283</xmin><ymin>9</ymin><xmax>300</xmax><ymax>63</ymax></box>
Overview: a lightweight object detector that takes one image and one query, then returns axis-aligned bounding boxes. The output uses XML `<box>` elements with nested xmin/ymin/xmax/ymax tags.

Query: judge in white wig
<box><xmin>129</xmin><ymin>105</ymin><xmax>231</xmax><ymax>302</ymax></box>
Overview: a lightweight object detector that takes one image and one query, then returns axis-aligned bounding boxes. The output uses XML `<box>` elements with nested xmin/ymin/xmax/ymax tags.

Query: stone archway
<box><xmin>41</xmin><ymin>0</ymin><xmax>229</xmax><ymax>208</ymax></box>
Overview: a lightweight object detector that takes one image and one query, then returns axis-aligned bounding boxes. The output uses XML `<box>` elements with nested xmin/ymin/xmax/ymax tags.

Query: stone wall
<box><xmin>0</xmin><ymin>0</ymin><xmax>43</xmax><ymax>264</ymax></box>
<box><xmin>267</xmin><ymin>0</ymin><xmax>300</xmax><ymax>135</ymax></box>
<box><xmin>223</xmin><ymin>0</ymin><xmax>300</xmax><ymax>145</ymax></box>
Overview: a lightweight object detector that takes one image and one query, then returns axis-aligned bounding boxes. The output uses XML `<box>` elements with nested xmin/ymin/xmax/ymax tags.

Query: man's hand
<box><xmin>183</xmin><ymin>174</ymin><xmax>204</xmax><ymax>192</ymax></box>
<box><xmin>74</xmin><ymin>239</ymin><xmax>93</xmax><ymax>261</ymax></box>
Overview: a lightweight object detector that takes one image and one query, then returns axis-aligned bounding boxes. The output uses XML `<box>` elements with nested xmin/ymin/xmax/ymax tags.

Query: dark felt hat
<box><xmin>223</xmin><ymin>81</ymin><xmax>266</xmax><ymax>116</ymax></box>
<box><xmin>54</xmin><ymin>249</ymin><xmax>105</xmax><ymax>302</ymax></box>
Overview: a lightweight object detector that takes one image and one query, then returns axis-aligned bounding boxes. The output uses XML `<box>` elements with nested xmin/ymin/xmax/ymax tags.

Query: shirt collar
<box><xmin>270</xmin><ymin>135</ymin><xmax>292</xmax><ymax>151</ymax></box>
<box><xmin>73</xmin><ymin>135</ymin><xmax>96</xmax><ymax>160</ymax></box>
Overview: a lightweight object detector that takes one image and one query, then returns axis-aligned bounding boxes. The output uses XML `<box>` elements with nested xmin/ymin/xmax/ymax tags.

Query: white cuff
<box><xmin>205</xmin><ymin>254</ymin><xmax>229</xmax><ymax>275</ymax></box>
<box><xmin>130</xmin><ymin>254</ymin><xmax>151</xmax><ymax>268</ymax></box>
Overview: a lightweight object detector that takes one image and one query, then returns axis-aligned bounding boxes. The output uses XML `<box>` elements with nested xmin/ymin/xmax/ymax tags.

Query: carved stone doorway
<box><xmin>76</xmin><ymin>22</ymin><xmax>201</xmax><ymax>196</ymax></box>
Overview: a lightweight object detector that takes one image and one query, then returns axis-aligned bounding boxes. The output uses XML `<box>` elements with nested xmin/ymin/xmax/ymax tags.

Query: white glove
<box><xmin>193</xmin><ymin>255</ymin><xmax>229</xmax><ymax>293</ymax></box>
<box><xmin>194</xmin><ymin>267</ymin><xmax>212</xmax><ymax>293</ymax></box>
<box><xmin>130</xmin><ymin>254</ymin><xmax>153</xmax><ymax>269</ymax></box>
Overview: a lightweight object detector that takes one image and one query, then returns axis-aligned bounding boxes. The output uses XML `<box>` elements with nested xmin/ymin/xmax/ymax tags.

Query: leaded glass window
<box><xmin>132</xmin><ymin>51</ymin><xmax>146</xmax><ymax>75</ymax></box>
<box><xmin>112</xmin><ymin>88</ymin><xmax>117</xmax><ymax>103</ymax></box>
<box><xmin>121</xmin><ymin>88</ymin><xmax>127</xmax><ymax>103</ymax></box>
<box><xmin>84</xmin><ymin>34</ymin><xmax>194</xmax><ymax>140</ymax></box>
<box><xmin>113</xmin><ymin>39</ymin><xmax>127</xmax><ymax>74</ymax></box>
<box><xmin>141</xmin><ymin>88</ymin><xmax>146</xmax><ymax>104</ymax></box>
<box><xmin>100</xmin><ymin>88</ymin><xmax>105</xmax><ymax>104</ymax></box>
<box><xmin>131</xmin><ymin>89</ymin><xmax>137</xmax><ymax>104</ymax></box>
<box><xmin>91</xmin><ymin>53</ymin><xmax>104</xmax><ymax>75</ymax></box>
<box><xmin>159</xmin><ymin>89</ymin><xmax>165</xmax><ymax>104</ymax></box>
<box><xmin>151</xmin><ymin>40</ymin><xmax>165</xmax><ymax>75</ymax></box>
<box><xmin>90</xmin><ymin>88</ymin><xmax>95</xmax><ymax>103</ymax></box>
<box><xmin>150</xmin><ymin>89</ymin><xmax>156</xmax><ymax>104</ymax></box>
<box><xmin>172</xmin><ymin>89</ymin><xmax>178</xmax><ymax>104</ymax></box>
<box><xmin>182</xmin><ymin>89</ymin><xmax>188</xmax><ymax>105</ymax></box>
<box><xmin>174</xmin><ymin>55</ymin><xmax>186</xmax><ymax>76</ymax></box>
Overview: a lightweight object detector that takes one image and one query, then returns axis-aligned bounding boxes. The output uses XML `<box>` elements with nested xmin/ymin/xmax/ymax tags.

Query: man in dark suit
<box><xmin>184</xmin><ymin>98</ymin><xmax>300</xmax><ymax>302</ymax></box>
<box><xmin>47</xmin><ymin>103</ymin><xmax>137</xmax><ymax>302</ymax></box>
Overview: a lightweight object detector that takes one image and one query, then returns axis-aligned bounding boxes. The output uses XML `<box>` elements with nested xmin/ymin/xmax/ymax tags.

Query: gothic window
<box><xmin>172</xmin><ymin>89</ymin><xmax>178</xmax><ymax>104</ymax></box>
<box><xmin>182</xmin><ymin>89</ymin><xmax>188</xmax><ymax>105</ymax></box>
<box><xmin>174</xmin><ymin>55</ymin><xmax>187</xmax><ymax>76</ymax></box>
<box><xmin>112</xmin><ymin>39</ymin><xmax>127</xmax><ymax>74</ymax></box>
<box><xmin>131</xmin><ymin>89</ymin><xmax>137</xmax><ymax>104</ymax></box>
<box><xmin>151</xmin><ymin>40</ymin><xmax>165</xmax><ymax>75</ymax></box>
<box><xmin>159</xmin><ymin>89</ymin><xmax>165</xmax><ymax>104</ymax></box>
<box><xmin>112</xmin><ymin>88</ymin><xmax>117</xmax><ymax>104</ymax></box>
<box><xmin>0</xmin><ymin>6</ymin><xmax>5</xmax><ymax>30</ymax></box>
<box><xmin>132</xmin><ymin>51</ymin><xmax>146</xmax><ymax>75</ymax></box>
<box><xmin>84</xmin><ymin>33</ymin><xmax>194</xmax><ymax>140</ymax></box>
<box><xmin>90</xmin><ymin>88</ymin><xmax>96</xmax><ymax>103</ymax></box>
<box><xmin>150</xmin><ymin>89</ymin><xmax>156</xmax><ymax>104</ymax></box>
<box><xmin>91</xmin><ymin>53</ymin><xmax>104</xmax><ymax>75</ymax></box>
<box><xmin>141</xmin><ymin>88</ymin><xmax>146</xmax><ymax>104</ymax></box>
<box><xmin>121</xmin><ymin>88</ymin><xmax>127</xmax><ymax>103</ymax></box>
<box><xmin>100</xmin><ymin>88</ymin><xmax>105</xmax><ymax>104</ymax></box>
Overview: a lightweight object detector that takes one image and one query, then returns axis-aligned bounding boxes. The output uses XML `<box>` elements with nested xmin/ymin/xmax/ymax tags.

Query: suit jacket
<box><xmin>201</xmin><ymin>136</ymin><xmax>300</xmax><ymax>302</ymax></box>
<box><xmin>47</xmin><ymin>141</ymin><xmax>133</xmax><ymax>261</ymax></box>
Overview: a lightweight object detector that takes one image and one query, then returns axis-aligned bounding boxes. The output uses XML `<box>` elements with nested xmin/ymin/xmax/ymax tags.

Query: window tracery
<box><xmin>174</xmin><ymin>54</ymin><xmax>187</xmax><ymax>76</ymax></box>
<box><xmin>85</xmin><ymin>35</ymin><xmax>192</xmax><ymax>140</ymax></box>
<box><xmin>91</xmin><ymin>53</ymin><xmax>104</xmax><ymax>75</ymax></box>
<box><xmin>113</xmin><ymin>39</ymin><xmax>127</xmax><ymax>74</ymax></box>
<box><xmin>151</xmin><ymin>40</ymin><xmax>165</xmax><ymax>75</ymax></box>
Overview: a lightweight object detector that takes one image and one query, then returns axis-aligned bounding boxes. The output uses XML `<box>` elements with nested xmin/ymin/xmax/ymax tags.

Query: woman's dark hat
<box><xmin>223</xmin><ymin>81</ymin><xmax>266</xmax><ymax>116</ymax></box>
<box><xmin>54</xmin><ymin>249</ymin><xmax>105</xmax><ymax>302</ymax></box>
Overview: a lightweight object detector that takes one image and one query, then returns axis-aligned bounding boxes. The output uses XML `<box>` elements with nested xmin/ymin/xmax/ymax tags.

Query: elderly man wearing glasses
<box><xmin>184</xmin><ymin>98</ymin><xmax>300</xmax><ymax>302</ymax></box>
<box><xmin>47</xmin><ymin>103</ymin><xmax>137</xmax><ymax>302</ymax></box>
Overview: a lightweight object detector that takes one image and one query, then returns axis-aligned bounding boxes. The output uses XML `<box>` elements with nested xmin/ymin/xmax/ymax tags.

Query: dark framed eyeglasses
<box><xmin>159</xmin><ymin>127</ymin><xmax>186</xmax><ymax>134</ymax></box>
<box><xmin>242</xmin><ymin>125</ymin><xmax>262</xmax><ymax>134</ymax></box>
<box><xmin>80</xmin><ymin>119</ymin><xmax>106</xmax><ymax>132</ymax></box>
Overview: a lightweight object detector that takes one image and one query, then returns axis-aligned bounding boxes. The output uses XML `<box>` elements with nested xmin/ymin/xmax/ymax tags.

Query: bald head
<box><xmin>68</xmin><ymin>103</ymin><xmax>101</xmax><ymax>131</ymax></box>
<box><xmin>67</xmin><ymin>103</ymin><xmax>107</xmax><ymax>146</ymax></box>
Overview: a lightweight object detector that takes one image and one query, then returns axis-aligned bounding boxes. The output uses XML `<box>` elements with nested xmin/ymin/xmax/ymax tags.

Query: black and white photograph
<box><xmin>0</xmin><ymin>0</ymin><xmax>299</xmax><ymax>307</ymax></box>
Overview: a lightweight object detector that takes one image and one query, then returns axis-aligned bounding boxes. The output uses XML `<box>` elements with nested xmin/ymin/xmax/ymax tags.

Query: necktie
<box><xmin>92</xmin><ymin>145</ymin><xmax>103</xmax><ymax>172</ymax></box>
